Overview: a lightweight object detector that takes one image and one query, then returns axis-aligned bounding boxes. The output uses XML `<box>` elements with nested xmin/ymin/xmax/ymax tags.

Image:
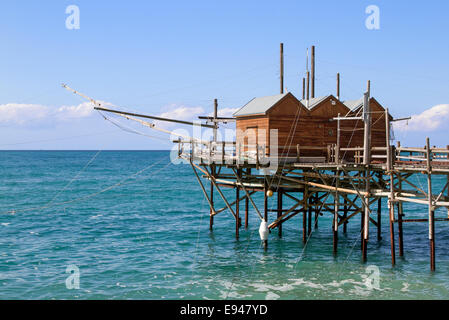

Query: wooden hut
<box><xmin>233</xmin><ymin>92</ymin><xmax>389</xmax><ymax>162</ymax></box>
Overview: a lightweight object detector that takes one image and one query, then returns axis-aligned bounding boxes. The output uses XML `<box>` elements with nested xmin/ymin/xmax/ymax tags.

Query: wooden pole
<box><xmin>447</xmin><ymin>145</ymin><xmax>449</xmax><ymax>218</ymax></box>
<box><xmin>386</xmin><ymin>108</ymin><xmax>396</xmax><ymax>266</ymax></box>
<box><xmin>336</xmin><ymin>73</ymin><xmax>340</xmax><ymax>100</ymax></box>
<box><xmin>426</xmin><ymin>137</ymin><xmax>435</xmax><ymax>271</ymax></box>
<box><xmin>311</xmin><ymin>45</ymin><xmax>315</xmax><ymax>98</ymax></box>
<box><xmin>245</xmin><ymin>168</ymin><xmax>250</xmax><ymax>229</ymax></box>
<box><xmin>314</xmin><ymin>193</ymin><xmax>319</xmax><ymax>229</ymax></box>
<box><xmin>280</xmin><ymin>43</ymin><xmax>284</xmax><ymax>94</ymax></box>
<box><xmin>235</xmin><ymin>169</ymin><xmax>240</xmax><ymax>239</ymax></box>
<box><xmin>363</xmin><ymin>84</ymin><xmax>371</xmax><ymax>165</ymax></box>
<box><xmin>377</xmin><ymin>197</ymin><xmax>382</xmax><ymax>241</ymax></box>
<box><xmin>360</xmin><ymin>191</ymin><xmax>364</xmax><ymax>251</ymax></box>
<box><xmin>361</xmin><ymin>81</ymin><xmax>371</xmax><ymax>261</ymax></box>
<box><xmin>307</xmin><ymin>193</ymin><xmax>312</xmax><ymax>237</ymax></box>
<box><xmin>336</xmin><ymin>113</ymin><xmax>341</xmax><ymax>164</ymax></box>
<box><xmin>303</xmin><ymin>181</ymin><xmax>308</xmax><ymax>244</ymax></box>
<box><xmin>306</xmin><ymin>71</ymin><xmax>310</xmax><ymax>105</ymax></box>
<box><xmin>397</xmin><ymin>142</ymin><xmax>404</xmax><ymax>256</ymax></box>
<box><xmin>264</xmin><ymin>180</ymin><xmax>269</xmax><ymax>250</ymax></box>
<box><xmin>210</xmin><ymin>165</ymin><xmax>215</xmax><ymax>231</ymax></box>
<box><xmin>343</xmin><ymin>197</ymin><xmax>348</xmax><ymax>234</ymax></box>
<box><xmin>363</xmin><ymin>170</ymin><xmax>370</xmax><ymax>262</ymax></box>
<box><xmin>302</xmin><ymin>78</ymin><xmax>305</xmax><ymax>100</ymax></box>
<box><xmin>277</xmin><ymin>189</ymin><xmax>283</xmax><ymax>237</ymax></box>
<box><xmin>333</xmin><ymin>171</ymin><xmax>340</xmax><ymax>255</ymax></box>
<box><xmin>213</xmin><ymin>99</ymin><xmax>218</xmax><ymax>142</ymax></box>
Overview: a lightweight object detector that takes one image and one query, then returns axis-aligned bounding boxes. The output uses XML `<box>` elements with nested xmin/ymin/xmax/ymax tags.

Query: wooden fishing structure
<box><xmin>63</xmin><ymin>44</ymin><xmax>449</xmax><ymax>271</ymax></box>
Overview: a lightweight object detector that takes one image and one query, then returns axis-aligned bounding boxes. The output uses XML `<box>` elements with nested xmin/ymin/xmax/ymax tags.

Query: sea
<box><xmin>1</xmin><ymin>150</ymin><xmax>449</xmax><ymax>300</ymax></box>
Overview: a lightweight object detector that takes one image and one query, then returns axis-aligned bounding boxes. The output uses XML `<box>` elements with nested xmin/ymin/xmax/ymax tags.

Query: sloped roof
<box><xmin>233</xmin><ymin>93</ymin><xmax>289</xmax><ymax>117</ymax></box>
<box><xmin>343</xmin><ymin>98</ymin><xmax>364</xmax><ymax>112</ymax></box>
<box><xmin>300</xmin><ymin>95</ymin><xmax>331</xmax><ymax>110</ymax></box>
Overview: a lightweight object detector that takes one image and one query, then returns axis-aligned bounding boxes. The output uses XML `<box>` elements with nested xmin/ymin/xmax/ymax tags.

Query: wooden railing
<box><xmin>176</xmin><ymin>139</ymin><xmax>391</xmax><ymax>165</ymax></box>
<box><xmin>396</xmin><ymin>146</ymin><xmax>449</xmax><ymax>164</ymax></box>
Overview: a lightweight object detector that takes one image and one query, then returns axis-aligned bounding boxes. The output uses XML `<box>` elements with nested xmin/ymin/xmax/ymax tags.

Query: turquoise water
<box><xmin>1</xmin><ymin>150</ymin><xmax>449</xmax><ymax>300</ymax></box>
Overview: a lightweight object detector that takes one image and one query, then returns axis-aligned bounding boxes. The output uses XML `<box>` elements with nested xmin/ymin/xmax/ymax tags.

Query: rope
<box><xmin>224</xmin><ymin>227</ymin><xmax>263</xmax><ymax>299</ymax></box>
<box><xmin>42</xmin><ymin>150</ymin><xmax>102</xmax><ymax>209</ymax></box>
<box><xmin>98</xmin><ymin>111</ymin><xmax>172</xmax><ymax>145</ymax></box>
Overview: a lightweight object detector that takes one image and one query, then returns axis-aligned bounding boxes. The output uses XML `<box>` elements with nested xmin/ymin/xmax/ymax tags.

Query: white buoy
<box><xmin>259</xmin><ymin>219</ymin><xmax>269</xmax><ymax>241</ymax></box>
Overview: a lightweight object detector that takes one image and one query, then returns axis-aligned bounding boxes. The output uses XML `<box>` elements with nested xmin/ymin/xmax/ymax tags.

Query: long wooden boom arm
<box><xmin>62</xmin><ymin>84</ymin><xmax>214</xmax><ymax>129</ymax></box>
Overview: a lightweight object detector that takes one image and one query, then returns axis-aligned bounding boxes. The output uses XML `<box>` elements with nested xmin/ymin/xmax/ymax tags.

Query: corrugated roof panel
<box><xmin>233</xmin><ymin>93</ymin><xmax>288</xmax><ymax>117</ymax></box>
<box><xmin>299</xmin><ymin>95</ymin><xmax>330</xmax><ymax>110</ymax></box>
<box><xmin>343</xmin><ymin>98</ymin><xmax>364</xmax><ymax>112</ymax></box>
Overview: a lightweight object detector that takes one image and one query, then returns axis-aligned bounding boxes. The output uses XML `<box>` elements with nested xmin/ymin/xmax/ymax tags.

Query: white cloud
<box><xmin>153</xmin><ymin>105</ymin><xmax>238</xmax><ymax>129</ymax></box>
<box><xmin>0</xmin><ymin>103</ymin><xmax>49</xmax><ymax>124</ymax></box>
<box><xmin>213</xmin><ymin>107</ymin><xmax>239</xmax><ymax>118</ymax></box>
<box><xmin>0</xmin><ymin>101</ymin><xmax>99</xmax><ymax>125</ymax></box>
<box><xmin>395</xmin><ymin>104</ymin><xmax>449</xmax><ymax>132</ymax></box>
<box><xmin>56</xmin><ymin>102</ymin><xmax>95</xmax><ymax>120</ymax></box>
<box><xmin>154</xmin><ymin>105</ymin><xmax>205</xmax><ymax>128</ymax></box>
<box><xmin>159</xmin><ymin>105</ymin><xmax>205</xmax><ymax>121</ymax></box>
<box><xmin>0</xmin><ymin>102</ymin><xmax>238</xmax><ymax>132</ymax></box>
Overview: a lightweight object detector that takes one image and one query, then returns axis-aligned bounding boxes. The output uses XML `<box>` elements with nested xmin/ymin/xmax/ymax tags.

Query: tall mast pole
<box><xmin>311</xmin><ymin>45</ymin><xmax>315</xmax><ymax>98</ymax></box>
<box><xmin>280</xmin><ymin>43</ymin><xmax>284</xmax><ymax>94</ymax></box>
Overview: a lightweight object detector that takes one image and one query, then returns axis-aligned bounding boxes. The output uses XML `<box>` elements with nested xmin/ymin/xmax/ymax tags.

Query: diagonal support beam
<box><xmin>268</xmin><ymin>201</ymin><xmax>303</xmax><ymax>229</ymax></box>
<box><xmin>190</xmin><ymin>162</ymin><xmax>217</xmax><ymax>216</ymax></box>
<box><xmin>230</xmin><ymin>167</ymin><xmax>264</xmax><ymax>221</ymax></box>
<box><xmin>214</xmin><ymin>191</ymin><xmax>256</xmax><ymax>216</ymax></box>
<box><xmin>192</xmin><ymin>162</ymin><xmax>237</xmax><ymax>220</ymax></box>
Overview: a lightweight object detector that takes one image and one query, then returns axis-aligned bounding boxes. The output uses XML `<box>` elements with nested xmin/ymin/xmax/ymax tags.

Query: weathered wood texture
<box><xmin>235</xmin><ymin>94</ymin><xmax>389</xmax><ymax>160</ymax></box>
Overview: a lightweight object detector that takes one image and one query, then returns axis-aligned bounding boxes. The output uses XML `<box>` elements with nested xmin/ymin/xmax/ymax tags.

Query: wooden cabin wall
<box><xmin>267</xmin><ymin>95</ymin><xmax>314</xmax><ymax>156</ymax></box>
<box><xmin>235</xmin><ymin>115</ymin><xmax>269</xmax><ymax>154</ymax></box>
<box><xmin>235</xmin><ymin>95</ymin><xmax>388</xmax><ymax>162</ymax></box>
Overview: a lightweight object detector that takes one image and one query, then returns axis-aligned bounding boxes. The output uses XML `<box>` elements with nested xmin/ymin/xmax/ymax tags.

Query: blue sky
<box><xmin>0</xmin><ymin>0</ymin><xmax>448</xmax><ymax>149</ymax></box>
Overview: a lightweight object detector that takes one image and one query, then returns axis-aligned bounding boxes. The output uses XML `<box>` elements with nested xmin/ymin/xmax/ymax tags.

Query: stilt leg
<box><xmin>210</xmin><ymin>166</ymin><xmax>214</xmax><ymax>231</ymax></box>
<box><xmin>389</xmin><ymin>201</ymin><xmax>396</xmax><ymax>266</ymax></box>
<box><xmin>236</xmin><ymin>183</ymin><xmax>240</xmax><ymax>240</ymax></box>
<box><xmin>386</xmin><ymin>114</ymin><xmax>395</xmax><ymax>266</ymax></box>
<box><xmin>397</xmin><ymin>172</ymin><xmax>404</xmax><ymax>255</ymax></box>
<box><xmin>430</xmin><ymin>209</ymin><xmax>435</xmax><ymax>271</ymax></box>
<box><xmin>333</xmin><ymin>171</ymin><xmax>340</xmax><ymax>255</ymax></box>
<box><xmin>360</xmin><ymin>181</ymin><xmax>364</xmax><ymax>250</ymax></box>
<box><xmin>303</xmin><ymin>184</ymin><xmax>308</xmax><ymax>244</ymax></box>
<box><xmin>398</xmin><ymin>203</ymin><xmax>404</xmax><ymax>257</ymax></box>
<box><xmin>377</xmin><ymin>198</ymin><xmax>382</xmax><ymax>241</ymax></box>
<box><xmin>360</xmin><ymin>207</ymin><xmax>365</xmax><ymax>251</ymax></box>
<box><xmin>264</xmin><ymin>182</ymin><xmax>268</xmax><ymax>250</ymax></box>
<box><xmin>426</xmin><ymin>138</ymin><xmax>435</xmax><ymax>271</ymax></box>
<box><xmin>245</xmin><ymin>168</ymin><xmax>250</xmax><ymax>229</ymax></box>
<box><xmin>308</xmin><ymin>194</ymin><xmax>312</xmax><ymax>237</ymax></box>
<box><xmin>277</xmin><ymin>189</ymin><xmax>283</xmax><ymax>238</ymax></box>
<box><xmin>245</xmin><ymin>196</ymin><xmax>249</xmax><ymax>229</ymax></box>
<box><xmin>333</xmin><ymin>198</ymin><xmax>339</xmax><ymax>255</ymax></box>
<box><xmin>362</xmin><ymin>171</ymin><xmax>370</xmax><ymax>263</ymax></box>
<box><xmin>314</xmin><ymin>193</ymin><xmax>319</xmax><ymax>229</ymax></box>
<box><xmin>343</xmin><ymin>197</ymin><xmax>348</xmax><ymax>234</ymax></box>
<box><xmin>302</xmin><ymin>209</ymin><xmax>307</xmax><ymax>244</ymax></box>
